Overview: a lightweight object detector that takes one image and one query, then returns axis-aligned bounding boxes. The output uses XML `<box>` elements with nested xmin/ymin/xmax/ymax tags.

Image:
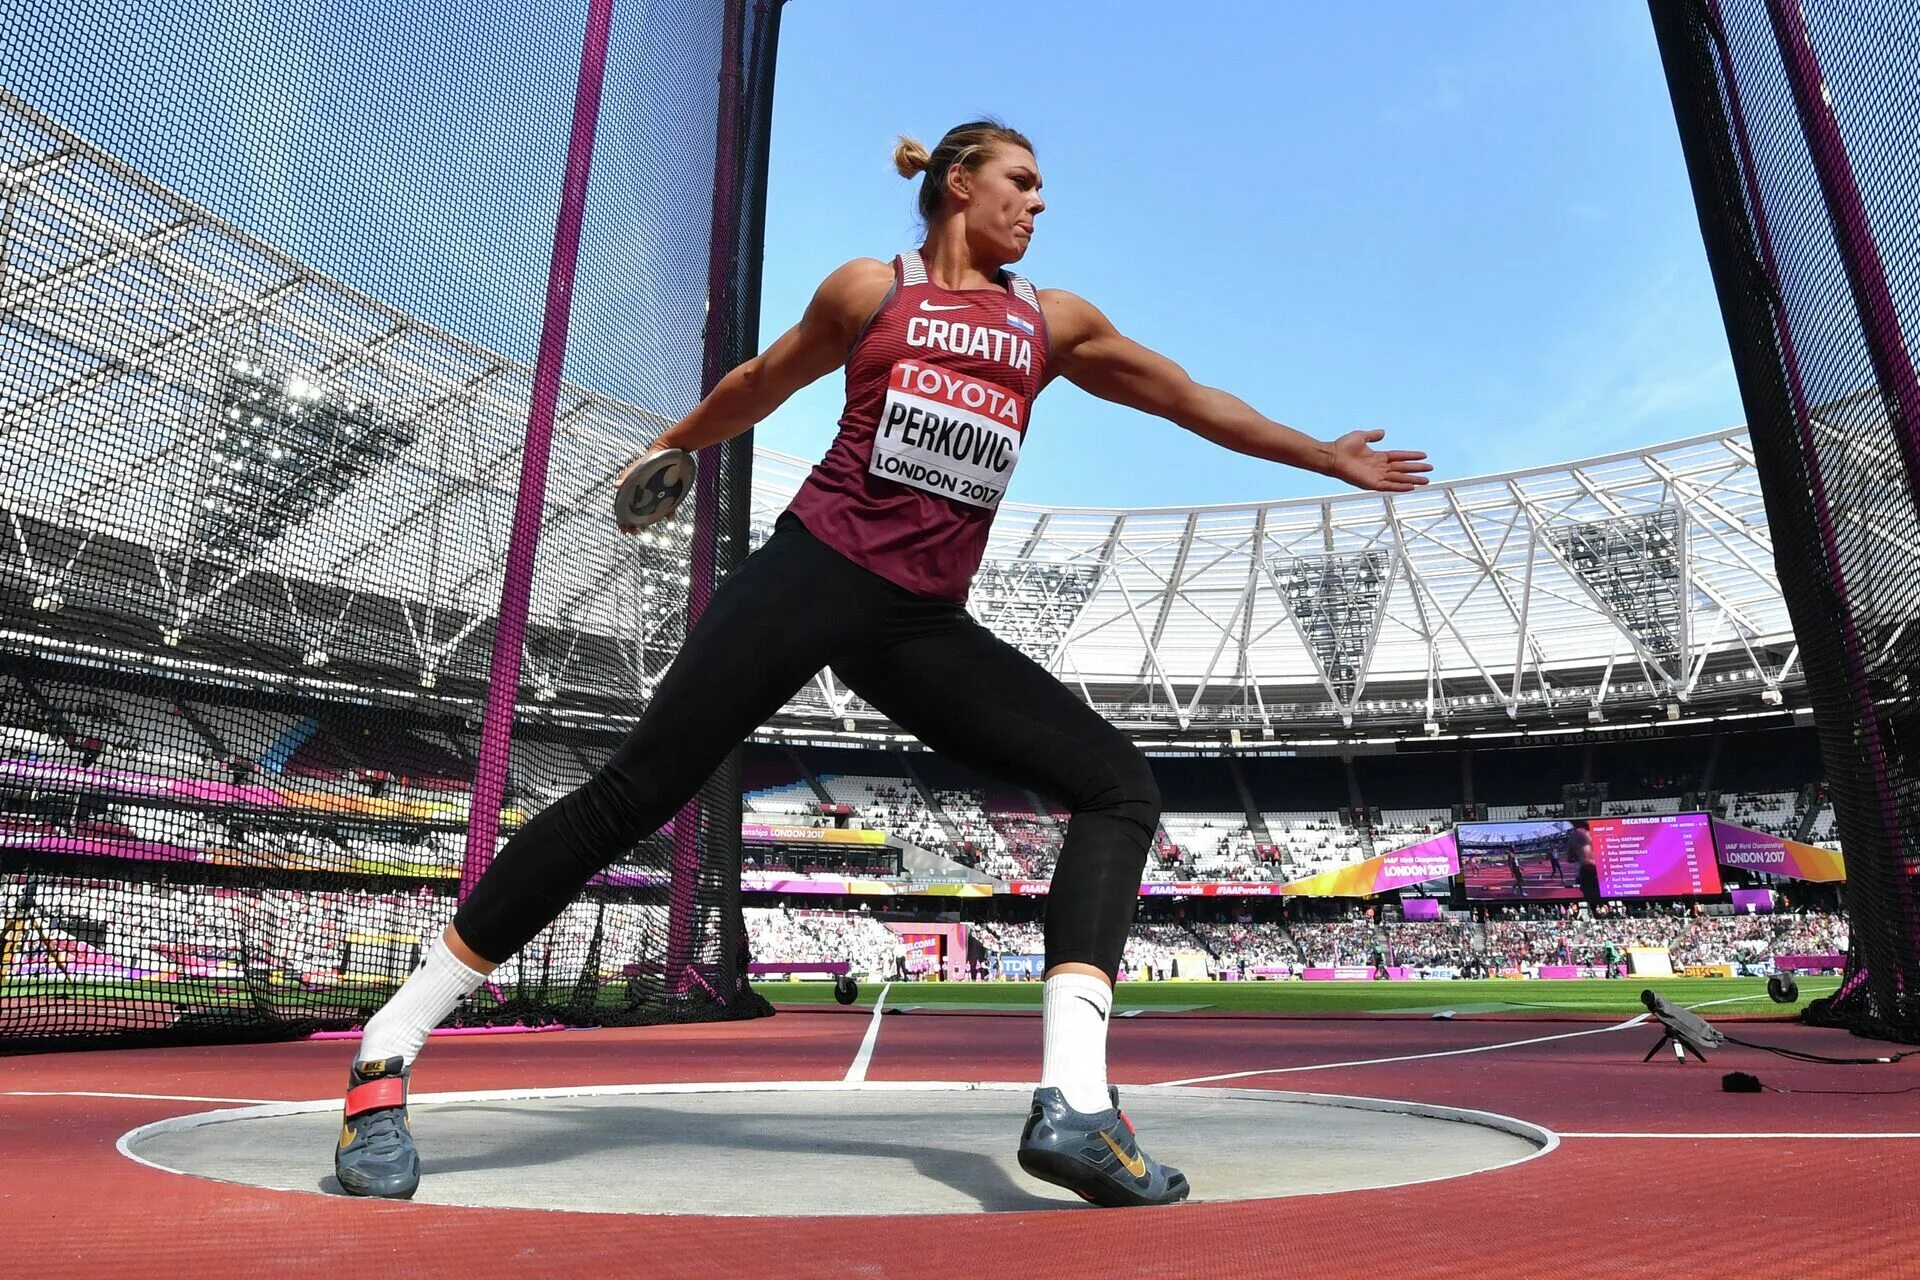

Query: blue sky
<box><xmin>753</xmin><ymin>1</ymin><xmax>1746</xmax><ymax>508</ymax></box>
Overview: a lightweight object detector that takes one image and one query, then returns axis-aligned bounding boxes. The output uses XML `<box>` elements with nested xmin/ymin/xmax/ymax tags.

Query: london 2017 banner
<box><xmin>1710</xmin><ymin>819</ymin><xmax>1847</xmax><ymax>883</ymax></box>
<box><xmin>1278</xmin><ymin>832</ymin><xmax>1458</xmax><ymax>897</ymax></box>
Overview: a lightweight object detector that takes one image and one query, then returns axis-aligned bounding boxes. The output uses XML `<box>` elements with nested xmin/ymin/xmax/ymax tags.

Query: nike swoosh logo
<box><xmin>1075</xmin><ymin>994</ymin><xmax>1107</xmax><ymax>1022</ymax></box>
<box><xmin>339</xmin><ymin>1123</ymin><xmax>356</xmax><ymax>1150</ymax></box>
<box><xmin>918</xmin><ymin>300</ymin><xmax>971</xmax><ymax>312</ymax></box>
<box><xmin>1100</xmin><ymin>1129</ymin><xmax>1147</xmax><ymax>1178</ymax></box>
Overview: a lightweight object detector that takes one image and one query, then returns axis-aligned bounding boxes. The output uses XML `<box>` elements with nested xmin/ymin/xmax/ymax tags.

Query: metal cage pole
<box><xmin>460</xmin><ymin>0</ymin><xmax>617</xmax><ymax>900</ymax></box>
<box><xmin>1760</xmin><ymin>0</ymin><xmax>1920</xmax><ymax>1020</ymax></box>
<box><xmin>1764</xmin><ymin>0</ymin><xmax>1920</xmax><ymax>485</ymax></box>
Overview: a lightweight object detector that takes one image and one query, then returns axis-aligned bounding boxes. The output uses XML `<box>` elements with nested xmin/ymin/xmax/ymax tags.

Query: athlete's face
<box><xmin>952</xmin><ymin>146</ymin><xmax>1044</xmax><ymax>262</ymax></box>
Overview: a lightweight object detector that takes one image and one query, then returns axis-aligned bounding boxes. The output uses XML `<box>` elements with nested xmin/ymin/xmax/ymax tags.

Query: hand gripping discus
<box><xmin>613</xmin><ymin>448</ymin><xmax>697</xmax><ymax>531</ymax></box>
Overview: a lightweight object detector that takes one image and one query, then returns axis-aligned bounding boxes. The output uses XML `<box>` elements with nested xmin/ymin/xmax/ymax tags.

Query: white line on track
<box><xmin>1151</xmin><ymin>1014</ymin><xmax>1649</xmax><ymax>1087</ymax></box>
<box><xmin>3</xmin><ymin>1090</ymin><xmax>283</xmax><ymax>1104</ymax></box>
<box><xmin>842</xmin><ymin>980</ymin><xmax>892</xmax><ymax>1083</ymax></box>
<box><xmin>1561</xmin><ymin>1131</ymin><xmax>1920</xmax><ymax>1139</ymax></box>
<box><xmin>1684</xmin><ymin>985</ymin><xmax>1839</xmax><ymax>1012</ymax></box>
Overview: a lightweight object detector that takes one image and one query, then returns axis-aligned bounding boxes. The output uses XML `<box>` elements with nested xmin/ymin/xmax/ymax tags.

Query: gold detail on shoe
<box><xmin>1099</xmin><ymin>1129</ymin><xmax>1146</xmax><ymax>1178</ymax></box>
<box><xmin>339</xmin><ymin>1123</ymin><xmax>356</xmax><ymax>1150</ymax></box>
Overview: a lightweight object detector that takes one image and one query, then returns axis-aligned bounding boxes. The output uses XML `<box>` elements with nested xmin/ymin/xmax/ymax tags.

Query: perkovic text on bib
<box><xmin>869</xmin><ymin>361</ymin><xmax>1026</xmax><ymax>509</ymax></box>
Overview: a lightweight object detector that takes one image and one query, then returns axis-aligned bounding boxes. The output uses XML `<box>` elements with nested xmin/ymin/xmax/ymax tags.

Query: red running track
<box><xmin>2</xmin><ymin>1008</ymin><xmax>1917</xmax><ymax>1279</ymax></box>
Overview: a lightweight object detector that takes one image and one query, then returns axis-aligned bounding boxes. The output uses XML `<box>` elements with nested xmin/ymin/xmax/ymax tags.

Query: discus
<box><xmin>613</xmin><ymin>447</ymin><xmax>697</xmax><ymax>531</ymax></box>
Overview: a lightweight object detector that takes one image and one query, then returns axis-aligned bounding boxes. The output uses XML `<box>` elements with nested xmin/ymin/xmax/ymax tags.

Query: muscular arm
<box><xmin>1039</xmin><ymin>289</ymin><xmax>1431</xmax><ymax>494</ymax></box>
<box><xmin>644</xmin><ymin>257</ymin><xmax>895</xmax><ymax>457</ymax></box>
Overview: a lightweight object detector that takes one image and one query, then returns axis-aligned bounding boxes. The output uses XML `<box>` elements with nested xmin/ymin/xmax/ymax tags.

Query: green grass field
<box><xmin>1</xmin><ymin>975</ymin><xmax>1839</xmax><ymax>1021</ymax></box>
<box><xmin>762</xmin><ymin>976</ymin><xmax>1840</xmax><ymax>1017</ymax></box>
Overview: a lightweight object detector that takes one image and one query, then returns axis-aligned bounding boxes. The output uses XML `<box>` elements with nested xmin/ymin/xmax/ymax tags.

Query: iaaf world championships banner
<box><xmin>740</xmin><ymin>823</ymin><xmax>890</xmax><ymax>845</ymax></box>
<box><xmin>1004</xmin><ymin>833</ymin><xmax>1457</xmax><ymax>898</ymax></box>
<box><xmin>1278</xmin><ymin>832</ymin><xmax>1459</xmax><ymax>897</ymax></box>
<box><xmin>1006</xmin><ymin>880</ymin><xmax>1289</xmax><ymax>897</ymax></box>
<box><xmin>1710</xmin><ymin>819</ymin><xmax>1846</xmax><ymax>883</ymax></box>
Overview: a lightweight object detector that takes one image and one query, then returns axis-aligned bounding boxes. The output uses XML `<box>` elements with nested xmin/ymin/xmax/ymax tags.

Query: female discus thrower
<box><xmin>333</xmin><ymin>121</ymin><xmax>1430</xmax><ymax>1206</ymax></box>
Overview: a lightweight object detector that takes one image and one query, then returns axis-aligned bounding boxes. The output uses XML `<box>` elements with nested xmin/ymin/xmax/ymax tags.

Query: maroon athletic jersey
<box><xmin>785</xmin><ymin>250</ymin><xmax>1050</xmax><ymax>601</ymax></box>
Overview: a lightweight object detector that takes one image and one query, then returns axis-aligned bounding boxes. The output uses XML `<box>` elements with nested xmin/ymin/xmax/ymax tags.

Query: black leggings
<box><xmin>454</xmin><ymin>513</ymin><xmax>1158</xmax><ymax>981</ymax></box>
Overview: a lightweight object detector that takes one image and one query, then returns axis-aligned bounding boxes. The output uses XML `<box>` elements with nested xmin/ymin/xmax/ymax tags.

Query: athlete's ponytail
<box><xmin>897</xmin><ymin>120</ymin><xmax>1034</xmax><ymax>225</ymax></box>
<box><xmin>893</xmin><ymin>136</ymin><xmax>931</xmax><ymax>178</ymax></box>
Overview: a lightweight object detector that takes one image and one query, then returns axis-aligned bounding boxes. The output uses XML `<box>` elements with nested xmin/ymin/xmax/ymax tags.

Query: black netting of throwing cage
<box><xmin>0</xmin><ymin>0</ymin><xmax>785</xmax><ymax>1051</ymax></box>
<box><xmin>1650</xmin><ymin>0</ymin><xmax>1919</xmax><ymax>1041</ymax></box>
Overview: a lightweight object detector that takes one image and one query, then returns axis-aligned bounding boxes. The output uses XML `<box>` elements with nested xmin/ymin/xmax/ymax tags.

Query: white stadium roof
<box><xmin>0</xmin><ymin>88</ymin><xmax>1800</xmax><ymax>743</ymax></box>
<box><xmin>754</xmin><ymin>433</ymin><xmax>1795</xmax><ymax>737</ymax></box>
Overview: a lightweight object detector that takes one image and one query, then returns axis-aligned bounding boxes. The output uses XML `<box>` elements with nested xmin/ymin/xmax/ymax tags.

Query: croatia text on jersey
<box><xmin>903</xmin><ymin>314</ymin><xmax>1035</xmax><ymax>377</ymax></box>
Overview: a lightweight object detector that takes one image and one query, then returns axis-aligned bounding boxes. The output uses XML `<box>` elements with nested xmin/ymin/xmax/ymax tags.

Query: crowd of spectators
<box><xmin>3</xmin><ymin>874</ymin><xmax>466</xmax><ymax>985</ymax></box>
<box><xmin>974</xmin><ymin>802</ymin><xmax>1059</xmax><ymax>881</ymax></box>
<box><xmin>10</xmin><ymin>865</ymin><xmax>1851</xmax><ymax>997</ymax></box>
<box><xmin>962</xmin><ymin>904</ymin><xmax>1850</xmax><ymax>980</ymax></box>
<box><xmin>1465</xmin><ymin>903</ymin><xmax>1843</xmax><ymax>969</ymax></box>
<box><xmin>1722</xmin><ymin>789</ymin><xmax>1802</xmax><ymax>838</ymax></box>
<box><xmin>969</xmin><ymin>919</ymin><xmax>1218</xmax><ymax>978</ymax></box>
<box><xmin>974</xmin><ymin>919</ymin><xmax>1043</xmax><ymax>956</ymax></box>
<box><xmin>3</xmin><ymin>704</ymin><xmax>1861</xmax><ymax>901</ymax></box>
<box><xmin>819</xmin><ymin>777</ymin><xmax>948</xmax><ymax>853</ymax></box>
<box><xmin>1369</xmin><ymin>920</ymin><xmax>1458</xmax><ymax>967</ymax></box>
<box><xmin>1370</xmin><ymin>810</ymin><xmax>1451</xmax><ymax>854</ymax></box>
<box><xmin>1601</xmin><ymin>800</ymin><xmax>1680</xmax><ymax>817</ymax></box>
<box><xmin>933</xmin><ymin>789</ymin><xmax>1007</xmax><ymax>868</ymax></box>
<box><xmin>1</xmin><ymin>801</ymin><xmax>464</xmax><ymax>878</ymax></box>
<box><xmin>1123</xmin><ymin>922</ymin><xmax>1206</xmax><ymax>976</ymax></box>
<box><xmin>1</xmin><ymin>710</ymin><xmax>1863</xmax><ymax>1000</ymax></box>
<box><xmin>743</xmin><ymin>907</ymin><xmax>907</xmax><ymax>976</ymax></box>
<box><xmin>1157</xmin><ymin>814</ymin><xmax>1263</xmax><ymax>880</ymax></box>
<box><xmin>1189</xmin><ymin>919</ymin><xmax>1300</xmax><ymax>968</ymax></box>
<box><xmin>1288</xmin><ymin>916</ymin><xmax>1381</xmax><ymax>967</ymax></box>
<box><xmin>1257</xmin><ymin>813</ymin><xmax>1367</xmax><ymax>877</ymax></box>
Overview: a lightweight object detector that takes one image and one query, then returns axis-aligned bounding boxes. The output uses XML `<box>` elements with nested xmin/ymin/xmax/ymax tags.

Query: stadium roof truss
<box><xmin>0</xmin><ymin>89</ymin><xmax>700</xmax><ymax>703</ymax></box>
<box><xmin>754</xmin><ymin>433</ymin><xmax>1799</xmax><ymax>735</ymax></box>
<box><xmin>0</xmin><ymin>89</ymin><xmax>1802</xmax><ymax>742</ymax></box>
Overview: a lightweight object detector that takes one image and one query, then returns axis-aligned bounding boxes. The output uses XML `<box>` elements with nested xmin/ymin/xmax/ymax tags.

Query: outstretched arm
<box><xmin>1039</xmin><ymin>289</ymin><xmax>1432</xmax><ymax>494</ymax></box>
<box><xmin>642</xmin><ymin>257</ymin><xmax>894</xmax><ymax>458</ymax></box>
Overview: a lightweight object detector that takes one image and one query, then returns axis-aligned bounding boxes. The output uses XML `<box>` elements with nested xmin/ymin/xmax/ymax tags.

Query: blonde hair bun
<box><xmin>892</xmin><ymin>135</ymin><xmax>931</xmax><ymax>178</ymax></box>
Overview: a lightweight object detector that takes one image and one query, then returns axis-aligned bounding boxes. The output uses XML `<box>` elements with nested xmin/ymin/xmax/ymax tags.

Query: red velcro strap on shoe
<box><xmin>344</xmin><ymin>1077</ymin><xmax>406</xmax><ymax>1117</ymax></box>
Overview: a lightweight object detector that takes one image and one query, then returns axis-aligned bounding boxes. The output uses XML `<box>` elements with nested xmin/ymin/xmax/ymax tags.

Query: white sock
<box><xmin>1040</xmin><ymin>972</ymin><xmax>1113</xmax><ymax>1113</ymax></box>
<box><xmin>355</xmin><ymin>931</ymin><xmax>490</xmax><ymax>1069</ymax></box>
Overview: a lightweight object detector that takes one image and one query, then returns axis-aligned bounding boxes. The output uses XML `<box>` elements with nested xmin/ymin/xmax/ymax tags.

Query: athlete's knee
<box><xmin>1118</xmin><ymin>762</ymin><xmax>1162</xmax><ymax>837</ymax></box>
<box><xmin>1072</xmin><ymin>739</ymin><xmax>1160</xmax><ymax>836</ymax></box>
<box><xmin>560</xmin><ymin>766</ymin><xmax>665</xmax><ymax>867</ymax></box>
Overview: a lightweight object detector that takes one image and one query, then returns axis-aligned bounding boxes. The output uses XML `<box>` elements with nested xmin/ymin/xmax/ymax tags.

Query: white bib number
<box><xmin>868</xmin><ymin>360</ymin><xmax>1025</xmax><ymax>509</ymax></box>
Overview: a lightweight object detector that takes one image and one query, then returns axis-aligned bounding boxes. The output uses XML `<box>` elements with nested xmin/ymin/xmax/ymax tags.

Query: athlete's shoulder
<box><xmin>816</xmin><ymin>257</ymin><xmax>896</xmax><ymax>309</ymax></box>
<box><xmin>802</xmin><ymin>258</ymin><xmax>898</xmax><ymax>342</ymax></box>
<box><xmin>1036</xmin><ymin>288</ymin><xmax>1113</xmax><ymax>352</ymax></box>
<box><xmin>826</xmin><ymin>256</ymin><xmax>897</xmax><ymax>286</ymax></box>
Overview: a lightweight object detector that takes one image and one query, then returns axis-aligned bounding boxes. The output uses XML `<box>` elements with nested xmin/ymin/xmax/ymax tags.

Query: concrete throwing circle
<box><xmin>121</xmin><ymin>1081</ymin><xmax>1556</xmax><ymax>1216</ymax></box>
